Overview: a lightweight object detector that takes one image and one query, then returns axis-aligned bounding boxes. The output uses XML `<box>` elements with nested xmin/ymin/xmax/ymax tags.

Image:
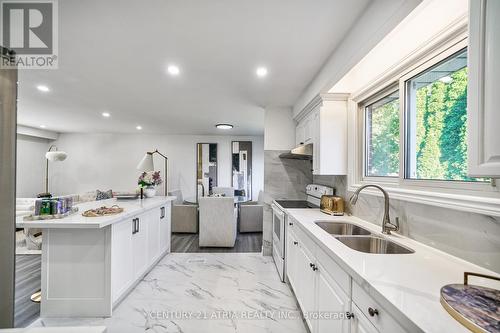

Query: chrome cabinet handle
<box><xmin>136</xmin><ymin>218</ymin><xmax>140</xmax><ymax>233</ymax></box>
<box><xmin>368</xmin><ymin>307</ymin><xmax>379</xmax><ymax>317</ymax></box>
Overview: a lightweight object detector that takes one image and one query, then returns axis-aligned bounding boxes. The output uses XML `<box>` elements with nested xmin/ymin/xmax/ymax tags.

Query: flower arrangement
<box><xmin>138</xmin><ymin>171</ymin><xmax>163</xmax><ymax>187</ymax></box>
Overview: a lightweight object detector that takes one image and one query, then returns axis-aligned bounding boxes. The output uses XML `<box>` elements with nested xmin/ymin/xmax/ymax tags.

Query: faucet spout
<box><xmin>349</xmin><ymin>184</ymin><xmax>399</xmax><ymax>235</ymax></box>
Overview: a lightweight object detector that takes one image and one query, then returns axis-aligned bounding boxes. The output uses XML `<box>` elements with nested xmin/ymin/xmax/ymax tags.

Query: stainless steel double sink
<box><xmin>314</xmin><ymin>221</ymin><xmax>414</xmax><ymax>254</ymax></box>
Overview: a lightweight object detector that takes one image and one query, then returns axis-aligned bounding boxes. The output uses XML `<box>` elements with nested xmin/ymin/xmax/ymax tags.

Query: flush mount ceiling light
<box><xmin>37</xmin><ymin>85</ymin><xmax>50</xmax><ymax>92</ymax></box>
<box><xmin>256</xmin><ymin>67</ymin><xmax>268</xmax><ymax>78</ymax></box>
<box><xmin>167</xmin><ymin>65</ymin><xmax>180</xmax><ymax>76</ymax></box>
<box><xmin>136</xmin><ymin>125</ymin><xmax>143</xmax><ymax>130</ymax></box>
<box><xmin>215</xmin><ymin>123</ymin><xmax>233</xmax><ymax>130</ymax></box>
<box><xmin>102</xmin><ymin>112</ymin><xmax>111</xmax><ymax>117</ymax></box>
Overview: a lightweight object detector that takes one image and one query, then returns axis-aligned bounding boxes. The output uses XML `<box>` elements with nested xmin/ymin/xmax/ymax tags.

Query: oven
<box><xmin>271</xmin><ymin>203</ymin><xmax>285</xmax><ymax>281</ymax></box>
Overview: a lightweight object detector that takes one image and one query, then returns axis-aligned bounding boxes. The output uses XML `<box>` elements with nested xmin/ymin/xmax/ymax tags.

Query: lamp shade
<box><xmin>45</xmin><ymin>151</ymin><xmax>67</xmax><ymax>162</ymax></box>
<box><xmin>137</xmin><ymin>152</ymin><xmax>154</xmax><ymax>171</ymax></box>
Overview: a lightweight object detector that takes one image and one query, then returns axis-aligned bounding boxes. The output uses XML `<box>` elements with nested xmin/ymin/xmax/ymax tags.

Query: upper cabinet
<box><xmin>467</xmin><ymin>0</ymin><xmax>500</xmax><ymax>177</ymax></box>
<box><xmin>295</xmin><ymin>94</ymin><xmax>347</xmax><ymax>175</ymax></box>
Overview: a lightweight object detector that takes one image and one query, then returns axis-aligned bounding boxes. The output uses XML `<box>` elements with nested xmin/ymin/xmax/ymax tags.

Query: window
<box><xmin>365</xmin><ymin>91</ymin><xmax>400</xmax><ymax>177</ymax></box>
<box><xmin>361</xmin><ymin>45</ymin><xmax>488</xmax><ymax>184</ymax></box>
<box><xmin>405</xmin><ymin>48</ymin><xmax>482</xmax><ymax>182</ymax></box>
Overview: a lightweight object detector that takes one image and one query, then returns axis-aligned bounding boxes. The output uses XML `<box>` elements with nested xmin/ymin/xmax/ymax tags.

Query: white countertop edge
<box><xmin>285</xmin><ymin>208</ymin><xmax>500</xmax><ymax>333</ymax></box>
<box><xmin>16</xmin><ymin>196</ymin><xmax>176</xmax><ymax>229</ymax></box>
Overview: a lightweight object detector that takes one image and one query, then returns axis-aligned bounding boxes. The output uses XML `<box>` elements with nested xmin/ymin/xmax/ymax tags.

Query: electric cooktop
<box><xmin>274</xmin><ymin>200</ymin><xmax>318</xmax><ymax>209</ymax></box>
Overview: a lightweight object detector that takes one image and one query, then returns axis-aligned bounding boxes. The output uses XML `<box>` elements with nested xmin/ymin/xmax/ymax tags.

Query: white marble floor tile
<box><xmin>31</xmin><ymin>253</ymin><xmax>307</xmax><ymax>333</ymax></box>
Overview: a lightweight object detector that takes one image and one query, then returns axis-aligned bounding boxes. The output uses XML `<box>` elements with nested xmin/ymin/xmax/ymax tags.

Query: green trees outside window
<box><xmin>365</xmin><ymin>48</ymin><xmax>485</xmax><ymax>182</ymax></box>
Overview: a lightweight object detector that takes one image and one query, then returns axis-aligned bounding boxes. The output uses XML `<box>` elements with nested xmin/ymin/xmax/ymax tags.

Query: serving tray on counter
<box><xmin>23</xmin><ymin>207</ymin><xmax>79</xmax><ymax>221</ymax></box>
<box><xmin>440</xmin><ymin>272</ymin><xmax>500</xmax><ymax>333</ymax></box>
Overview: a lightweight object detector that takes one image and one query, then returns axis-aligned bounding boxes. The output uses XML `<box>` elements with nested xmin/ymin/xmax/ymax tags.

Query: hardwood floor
<box><xmin>15</xmin><ymin>254</ymin><xmax>41</xmax><ymax>328</ymax></box>
<box><xmin>171</xmin><ymin>232</ymin><xmax>262</xmax><ymax>253</ymax></box>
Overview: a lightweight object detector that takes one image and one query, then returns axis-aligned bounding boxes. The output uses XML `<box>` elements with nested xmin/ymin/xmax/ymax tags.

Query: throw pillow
<box><xmin>96</xmin><ymin>189</ymin><xmax>113</xmax><ymax>201</ymax></box>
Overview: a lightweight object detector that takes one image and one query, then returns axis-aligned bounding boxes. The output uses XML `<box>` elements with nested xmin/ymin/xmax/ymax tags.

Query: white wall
<box><xmin>293</xmin><ymin>0</ymin><xmax>422</xmax><ymax>116</ymax></box>
<box><xmin>264</xmin><ymin>107</ymin><xmax>295</xmax><ymax>150</ymax></box>
<box><xmin>16</xmin><ymin>134</ymin><xmax>51</xmax><ymax>198</ymax></box>
<box><xmin>47</xmin><ymin>133</ymin><xmax>264</xmax><ymax>201</ymax></box>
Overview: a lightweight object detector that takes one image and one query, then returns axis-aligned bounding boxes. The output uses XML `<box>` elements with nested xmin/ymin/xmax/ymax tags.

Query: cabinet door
<box><xmin>296</xmin><ymin>243</ymin><xmax>316</xmax><ymax>331</ymax></box>
<box><xmin>316</xmin><ymin>264</ymin><xmax>350</xmax><ymax>333</ymax></box>
<box><xmin>286</xmin><ymin>229</ymin><xmax>298</xmax><ymax>289</ymax></box>
<box><xmin>304</xmin><ymin>116</ymin><xmax>312</xmax><ymax>143</ymax></box>
<box><xmin>350</xmin><ymin>304</ymin><xmax>379</xmax><ymax>333</ymax></box>
<box><xmin>468</xmin><ymin>0</ymin><xmax>500</xmax><ymax>177</ymax></box>
<box><xmin>133</xmin><ymin>213</ymin><xmax>149</xmax><ymax>279</ymax></box>
<box><xmin>159</xmin><ymin>203</ymin><xmax>171</xmax><ymax>253</ymax></box>
<box><xmin>296</xmin><ymin>123</ymin><xmax>305</xmax><ymax>145</ymax></box>
<box><xmin>147</xmin><ymin>209</ymin><xmax>160</xmax><ymax>265</ymax></box>
<box><xmin>111</xmin><ymin>219</ymin><xmax>134</xmax><ymax>303</ymax></box>
<box><xmin>312</xmin><ymin>110</ymin><xmax>320</xmax><ymax>175</ymax></box>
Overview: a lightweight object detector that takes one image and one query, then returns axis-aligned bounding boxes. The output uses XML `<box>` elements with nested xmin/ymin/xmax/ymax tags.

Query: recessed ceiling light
<box><xmin>39</xmin><ymin>125</ymin><xmax>46</xmax><ymax>128</ymax></box>
<box><xmin>167</xmin><ymin>65</ymin><xmax>180</xmax><ymax>76</ymax></box>
<box><xmin>215</xmin><ymin>123</ymin><xmax>233</xmax><ymax>130</ymax></box>
<box><xmin>102</xmin><ymin>112</ymin><xmax>111</xmax><ymax>117</ymax></box>
<box><xmin>136</xmin><ymin>125</ymin><xmax>143</xmax><ymax>130</ymax></box>
<box><xmin>256</xmin><ymin>67</ymin><xmax>268</xmax><ymax>78</ymax></box>
<box><xmin>36</xmin><ymin>85</ymin><xmax>50</xmax><ymax>92</ymax></box>
<box><xmin>439</xmin><ymin>76</ymin><xmax>453</xmax><ymax>83</ymax></box>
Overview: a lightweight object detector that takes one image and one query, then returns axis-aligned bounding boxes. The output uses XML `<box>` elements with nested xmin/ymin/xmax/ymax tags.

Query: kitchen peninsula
<box><xmin>16</xmin><ymin>196</ymin><xmax>175</xmax><ymax>318</ymax></box>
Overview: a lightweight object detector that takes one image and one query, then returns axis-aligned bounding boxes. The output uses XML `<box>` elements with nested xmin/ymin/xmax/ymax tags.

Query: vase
<box><xmin>144</xmin><ymin>186</ymin><xmax>156</xmax><ymax>198</ymax></box>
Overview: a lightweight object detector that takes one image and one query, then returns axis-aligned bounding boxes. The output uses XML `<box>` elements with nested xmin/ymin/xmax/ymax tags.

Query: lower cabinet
<box><xmin>132</xmin><ymin>212</ymin><xmax>150</xmax><ymax>278</ymax></box>
<box><xmin>316</xmin><ymin>262</ymin><xmax>350</xmax><ymax>333</ymax></box>
<box><xmin>159</xmin><ymin>203</ymin><xmax>171</xmax><ymax>253</ymax></box>
<box><xmin>286</xmin><ymin>218</ymin><xmax>406</xmax><ymax>333</ymax></box>
<box><xmin>287</xmin><ymin>226</ymin><xmax>350</xmax><ymax>333</ymax></box>
<box><xmin>350</xmin><ymin>303</ymin><xmax>378</xmax><ymax>333</ymax></box>
<box><xmin>111</xmin><ymin>202</ymin><xmax>172</xmax><ymax>304</ymax></box>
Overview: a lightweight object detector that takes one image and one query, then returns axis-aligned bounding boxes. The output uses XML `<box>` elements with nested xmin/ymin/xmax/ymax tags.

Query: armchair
<box><xmin>239</xmin><ymin>191</ymin><xmax>263</xmax><ymax>233</ymax></box>
<box><xmin>199</xmin><ymin>197</ymin><xmax>237</xmax><ymax>247</ymax></box>
<box><xmin>169</xmin><ymin>190</ymin><xmax>198</xmax><ymax>233</ymax></box>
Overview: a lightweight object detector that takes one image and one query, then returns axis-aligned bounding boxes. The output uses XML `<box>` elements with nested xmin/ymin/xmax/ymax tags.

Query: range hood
<box><xmin>279</xmin><ymin>143</ymin><xmax>313</xmax><ymax>160</ymax></box>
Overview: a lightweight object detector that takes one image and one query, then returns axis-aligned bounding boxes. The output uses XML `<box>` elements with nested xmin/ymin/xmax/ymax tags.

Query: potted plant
<box><xmin>138</xmin><ymin>171</ymin><xmax>163</xmax><ymax>198</ymax></box>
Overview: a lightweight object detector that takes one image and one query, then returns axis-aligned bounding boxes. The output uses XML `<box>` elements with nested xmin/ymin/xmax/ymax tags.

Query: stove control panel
<box><xmin>306</xmin><ymin>184</ymin><xmax>334</xmax><ymax>199</ymax></box>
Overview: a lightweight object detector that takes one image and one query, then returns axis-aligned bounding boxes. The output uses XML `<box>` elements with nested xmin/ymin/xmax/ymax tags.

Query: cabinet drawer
<box><xmin>352</xmin><ymin>281</ymin><xmax>406</xmax><ymax>333</ymax></box>
<box><xmin>292</xmin><ymin>222</ymin><xmax>317</xmax><ymax>256</ymax></box>
<box><xmin>316</xmin><ymin>246</ymin><xmax>350</xmax><ymax>295</ymax></box>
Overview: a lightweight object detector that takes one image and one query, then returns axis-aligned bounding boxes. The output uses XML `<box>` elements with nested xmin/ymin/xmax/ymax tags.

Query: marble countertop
<box><xmin>16</xmin><ymin>196</ymin><xmax>176</xmax><ymax>229</ymax></box>
<box><xmin>286</xmin><ymin>208</ymin><xmax>500</xmax><ymax>333</ymax></box>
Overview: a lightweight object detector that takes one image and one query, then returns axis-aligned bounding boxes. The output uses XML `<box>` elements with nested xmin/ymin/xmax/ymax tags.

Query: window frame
<box><xmin>349</xmin><ymin>32</ymin><xmax>500</xmax><ymax>215</ymax></box>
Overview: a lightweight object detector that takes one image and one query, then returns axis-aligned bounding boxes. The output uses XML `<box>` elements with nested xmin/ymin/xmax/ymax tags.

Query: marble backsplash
<box><xmin>313</xmin><ymin>175</ymin><xmax>500</xmax><ymax>273</ymax></box>
<box><xmin>262</xmin><ymin>151</ymin><xmax>313</xmax><ymax>255</ymax></box>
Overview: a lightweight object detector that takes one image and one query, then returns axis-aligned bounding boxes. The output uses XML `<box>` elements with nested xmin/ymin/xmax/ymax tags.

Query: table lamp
<box><xmin>137</xmin><ymin>149</ymin><xmax>168</xmax><ymax>196</ymax></box>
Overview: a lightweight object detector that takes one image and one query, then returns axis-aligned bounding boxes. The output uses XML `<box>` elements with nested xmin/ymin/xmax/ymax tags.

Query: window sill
<box><xmin>347</xmin><ymin>182</ymin><xmax>500</xmax><ymax>217</ymax></box>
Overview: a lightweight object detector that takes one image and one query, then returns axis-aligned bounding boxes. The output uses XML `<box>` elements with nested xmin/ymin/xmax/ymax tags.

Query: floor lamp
<box><xmin>137</xmin><ymin>149</ymin><xmax>168</xmax><ymax>196</ymax></box>
<box><xmin>38</xmin><ymin>145</ymin><xmax>68</xmax><ymax>198</ymax></box>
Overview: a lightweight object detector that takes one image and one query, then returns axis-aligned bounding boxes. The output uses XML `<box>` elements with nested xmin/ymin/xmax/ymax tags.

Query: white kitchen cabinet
<box><xmin>132</xmin><ymin>212</ymin><xmax>150</xmax><ymax>279</ymax></box>
<box><xmin>296</xmin><ymin>122</ymin><xmax>305</xmax><ymax>146</ymax></box>
<box><xmin>295</xmin><ymin>94</ymin><xmax>347</xmax><ymax>175</ymax></box>
<box><xmin>159</xmin><ymin>203</ymin><xmax>171</xmax><ymax>253</ymax></box>
<box><xmin>467</xmin><ymin>0</ymin><xmax>500</xmax><ymax>177</ymax></box>
<box><xmin>286</xmin><ymin>218</ymin><xmax>350</xmax><ymax>333</ymax></box>
<box><xmin>111</xmin><ymin>218</ymin><xmax>134</xmax><ymax>303</ymax></box>
<box><xmin>147</xmin><ymin>209</ymin><xmax>160</xmax><ymax>265</ymax></box>
<box><xmin>316</xmin><ymin>262</ymin><xmax>350</xmax><ymax>333</ymax></box>
<box><xmin>295</xmin><ymin>241</ymin><xmax>317</xmax><ymax>330</ymax></box>
<box><xmin>350</xmin><ymin>303</ymin><xmax>379</xmax><ymax>333</ymax></box>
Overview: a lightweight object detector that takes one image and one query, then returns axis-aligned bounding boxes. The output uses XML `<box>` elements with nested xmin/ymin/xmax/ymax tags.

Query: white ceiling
<box><xmin>17</xmin><ymin>0</ymin><xmax>371</xmax><ymax>135</ymax></box>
